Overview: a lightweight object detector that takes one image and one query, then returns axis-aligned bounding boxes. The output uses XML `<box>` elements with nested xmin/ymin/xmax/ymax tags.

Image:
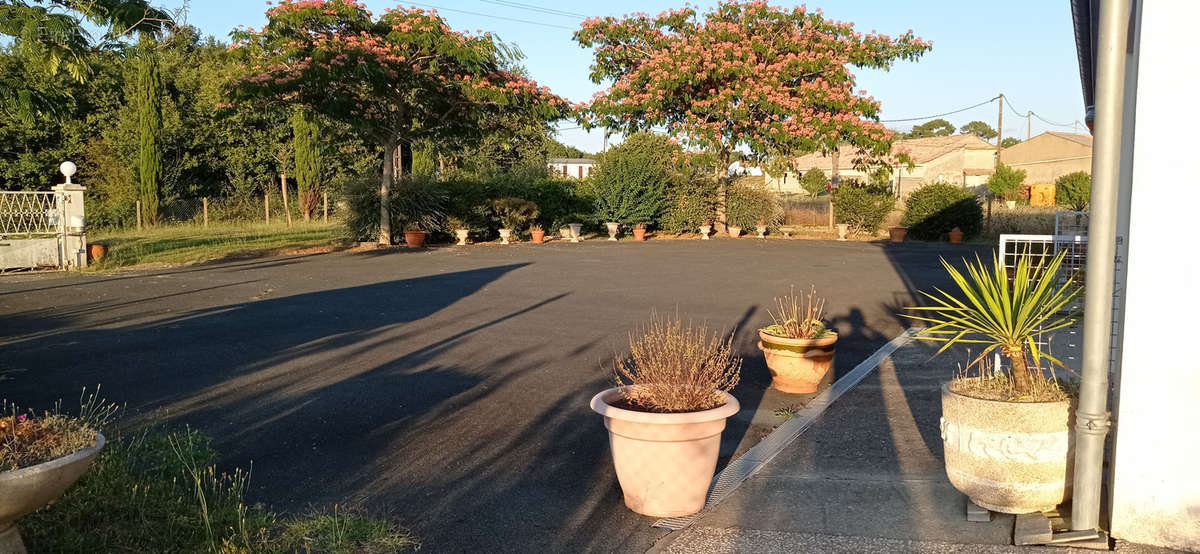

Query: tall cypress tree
<box><xmin>291</xmin><ymin>108</ymin><xmax>322</xmax><ymax>220</ymax></box>
<box><xmin>135</xmin><ymin>34</ymin><xmax>162</xmax><ymax>225</ymax></box>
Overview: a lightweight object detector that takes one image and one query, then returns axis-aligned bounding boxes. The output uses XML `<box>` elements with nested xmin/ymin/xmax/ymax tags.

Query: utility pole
<box><xmin>1027</xmin><ymin>111</ymin><xmax>1032</xmax><ymax>140</ymax></box>
<box><xmin>996</xmin><ymin>93</ymin><xmax>1004</xmax><ymax>148</ymax></box>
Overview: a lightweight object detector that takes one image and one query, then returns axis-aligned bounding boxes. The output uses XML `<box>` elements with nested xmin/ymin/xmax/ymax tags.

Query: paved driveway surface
<box><xmin>0</xmin><ymin>239</ymin><xmax>986</xmax><ymax>553</ymax></box>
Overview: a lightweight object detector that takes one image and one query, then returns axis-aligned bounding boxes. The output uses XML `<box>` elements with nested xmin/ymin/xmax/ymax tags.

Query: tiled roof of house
<box><xmin>791</xmin><ymin>134</ymin><xmax>996</xmax><ymax>170</ymax></box>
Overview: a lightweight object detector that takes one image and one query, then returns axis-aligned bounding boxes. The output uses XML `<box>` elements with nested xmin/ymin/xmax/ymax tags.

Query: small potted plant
<box><xmin>758</xmin><ymin>286</ymin><xmax>837</xmax><ymax>393</ymax></box>
<box><xmin>448</xmin><ymin>217</ymin><xmax>470</xmax><ymax>246</ymax></box>
<box><xmin>569</xmin><ymin>222</ymin><xmax>583</xmax><ymax>243</ymax></box>
<box><xmin>492</xmin><ymin>197</ymin><xmax>539</xmax><ymax>246</ymax></box>
<box><xmin>889</xmin><ymin>225</ymin><xmax>908</xmax><ymax>243</ymax></box>
<box><xmin>1</xmin><ymin>404</ymin><xmax>106</xmax><ymax>552</ymax></box>
<box><xmin>727</xmin><ymin>225</ymin><xmax>742</xmax><ymax>238</ymax></box>
<box><xmin>948</xmin><ymin>226</ymin><xmax>964</xmax><ymax>244</ymax></box>
<box><xmin>591</xmin><ymin>314</ymin><xmax>741</xmax><ymax>517</ymax></box>
<box><xmin>902</xmin><ymin>250</ymin><xmax>1081</xmax><ymax>514</ymax></box>
<box><xmin>403</xmin><ymin>224</ymin><xmax>427</xmax><ymax>247</ymax></box>
<box><xmin>699</xmin><ymin>221</ymin><xmax>712</xmax><ymax>240</ymax></box>
<box><xmin>605</xmin><ymin>221</ymin><xmax>620</xmax><ymax>241</ymax></box>
<box><xmin>530</xmin><ymin>224</ymin><xmax>546</xmax><ymax>244</ymax></box>
<box><xmin>632</xmin><ymin>223</ymin><xmax>647</xmax><ymax>241</ymax></box>
<box><xmin>836</xmin><ymin>223</ymin><xmax>849</xmax><ymax>241</ymax></box>
<box><xmin>86</xmin><ymin>242</ymin><xmax>108</xmax><ymax>262</ymax></box>
<box><xmin>755</xmin><ymin>219</ymin><xmax>767</xmax><ymax>239</ymax></box>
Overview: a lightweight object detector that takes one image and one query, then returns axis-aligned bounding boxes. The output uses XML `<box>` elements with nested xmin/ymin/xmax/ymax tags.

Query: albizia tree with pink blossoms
<box><xmin>229</xmin><ymin>0</ymin><xmax>568</xmax><ymax>244</ymax></box>
<box><xmin>574</xmin><ymin>1</ymin><xmax>931</xmax><ymax>227</ymax></box>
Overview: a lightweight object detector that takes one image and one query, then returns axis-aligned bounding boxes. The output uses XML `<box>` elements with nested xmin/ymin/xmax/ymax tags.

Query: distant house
<box><xmin>999</xmin><ymin>131</ymin><xmax>1092</xmax><ymax>184</ymax></box>
<box><xmin>547</xmin><ymin>157</ymin><xmax>595</xmax><ymax>179</ymax></box>
<box><xmin>769</xmin><ymin>134</ymin><xmax>998</xmax><ymax>196</ymax></box>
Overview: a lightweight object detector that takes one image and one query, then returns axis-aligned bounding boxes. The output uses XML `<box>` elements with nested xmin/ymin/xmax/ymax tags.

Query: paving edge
<box><xmin>650</xmin><ymin>327</ymin><xmax>918</xmax><ymax>532</ymax></box>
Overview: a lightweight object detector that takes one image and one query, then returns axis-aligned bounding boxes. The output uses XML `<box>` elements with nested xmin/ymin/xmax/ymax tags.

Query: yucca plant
<box><xmin>903</xmin><ymin>250</ymin><xmax>1081</xmax><ymax>396</ymax></box>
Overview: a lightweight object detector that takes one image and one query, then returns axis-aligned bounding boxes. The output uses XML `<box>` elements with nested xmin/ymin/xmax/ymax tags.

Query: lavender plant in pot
<box><xmin>758</xmin><ymin>286</ymin><xmax>837</xmax><ymax>393</ymax></box>
<box><xmin>902</xmin><ymin>250</ymin><xmax>1081</xmax><ymax>514</ymax></box>
<box><xmin>591</xmin><ymin>314</ymin><xmax>741</xmax><ymax>518</ymax></box>
<box><xmin>1</xmin><ymin>399</ymin><xmax>108</xmax><ymax>553</ymax></box>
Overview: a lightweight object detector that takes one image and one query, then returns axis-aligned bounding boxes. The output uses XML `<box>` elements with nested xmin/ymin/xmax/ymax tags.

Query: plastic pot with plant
<box><xmin>1</xmin><ymin>397</ymin><xmax>109</xmax><ymax>553</ymax></box>
<box><xmin>902</xmin><ymin>250</ymin><xmax>1081</xmax><ymax>514</ymax></box>
<box><xmin>448</xmin><ymin>217</ymin><xmax>470</xmax><ymax>246</ymax></box>
<box><xmin>758</xmin><ymin>286</ymin><xmax>838</xmax><ymax>393</ymax></box>
<box><xmin>591</xmin><ymin>314</ymin><xmax>741</xmax><ymax>518</ymax></box>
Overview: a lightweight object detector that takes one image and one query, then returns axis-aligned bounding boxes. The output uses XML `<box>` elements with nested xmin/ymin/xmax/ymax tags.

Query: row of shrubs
<box><xmin>832</xmin><ymin>181</ymin><xmax>984</xmax><ymax>241</ymax></box>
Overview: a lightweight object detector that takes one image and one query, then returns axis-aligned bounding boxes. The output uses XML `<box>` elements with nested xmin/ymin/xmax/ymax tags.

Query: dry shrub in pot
<box><xmin>613</xmin><ymin>314</ymin><xmax>741</xmax><ymax>413</ymax></box>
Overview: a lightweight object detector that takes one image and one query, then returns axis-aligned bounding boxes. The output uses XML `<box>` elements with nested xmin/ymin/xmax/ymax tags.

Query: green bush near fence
<box><xmin>726</xmin><ymin>178</ymin><xmax>783</xmax><ymax>229</ymax></box>
<box><xmin>1055</xmin><ymin>171</ymin><xmax>1091</xmax><ymax>211</ymax></box>
<box><xmin>833</xmin><ymin>186</ymin><xmax>893</xmax><ymax>234</ymax></box>
<box><xmin>901</xmin><ymin>182</ymin><xmax>983</xmax><ymax>240</ymax></box>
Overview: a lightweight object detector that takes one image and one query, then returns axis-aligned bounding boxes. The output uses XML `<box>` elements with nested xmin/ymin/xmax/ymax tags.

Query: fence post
<box><xmin>827</xmin><ymin>198</ymin><xmax>834</xmax><ymax>231</ymax></box>
<box><xmin>202</xmin><ymin>197</ymin><xmax>209</xmax><ymax>228</ymax></box>
<box><xmin>322</xmin><ymin>192</ymin><xmax>328</xmax><ymax>223</ymax></box>
<box><xmin>280</xmin><ymin>174</ymin><xmax>293</xmax><ymax>228</ymax></box>
<box><xmin>265</xmin><ymin>193</ymin><xmax>270</xmax><ymax>224</ymax></box>
<box><xmin>136</xmin><ymin>200</ymin><xmax>142</xmax><ymax>231</ymax></box>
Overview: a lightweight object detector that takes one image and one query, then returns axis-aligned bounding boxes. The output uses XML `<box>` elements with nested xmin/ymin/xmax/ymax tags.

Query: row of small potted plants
<box><xmin>593</xmin><ymin>250</ymin><xmax>1081</xmax><ymax>520</ymax></box>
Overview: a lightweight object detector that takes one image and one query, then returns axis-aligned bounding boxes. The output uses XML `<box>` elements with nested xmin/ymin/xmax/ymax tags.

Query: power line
<box><xmin>406</xmin><ymin>2</ymin><xmax>577</xmax><ymax>31</ymax></box>
<box><xmin>478</xmin><ymin>0</ymin><xmax>587</xmax><ymax>19</ymax></box>
<box><xmin>1003</xmin><ymin>95</ymin><xmax>1079</xmax><ymax>128</ymax></box>
<box><xmin>879</xmin><ymin>96</ymin><xmax>999</xmax><ymax>123</ymax></box>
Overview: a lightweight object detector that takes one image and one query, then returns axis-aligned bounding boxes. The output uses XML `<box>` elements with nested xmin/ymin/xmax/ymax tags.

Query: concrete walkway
<box><xmin>648</xmin><ymin>339</ymin><xmax>1172</xmax><ymax>553</ymax></box>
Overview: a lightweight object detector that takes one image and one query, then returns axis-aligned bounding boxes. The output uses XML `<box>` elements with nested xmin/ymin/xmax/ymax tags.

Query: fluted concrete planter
<box><xmin>569</xmin><ymin>223</ymin><xmax>583</xmax><ymax>243</ymax></box>
<box><xmin>454</xmin><ymin>229</ymin><xmax>470</xmax><ymax>246</ymax></box>
<box><xmin>837</xmin><ymin>223</ymin><xmax>849</xmax><ymax>241</ymax></box>
<box><xmin>758</xmin><ymin>331</ymin><xmax>838</xmax><ymax>393</ymax></box>
<box><xmin>699</xmin><ymin>225</ymin><xmax>712</xmax><ymax>240</ymax></box>
<box><xmin>591</xmin><ymin>387</ymin><xmax>739</xmax><ymax>518</ymax></box>
<box><xmin>498</xmin><ymin>228</ymin><xmax>512</xmax><ymax>245</ymax></box>
<box><xmin>941</xmin><ymin>382</ymin><xmax>1074</xmax><ymax>514</ymax></box>
<box><xmin>755</xmin><ymin>225</ymin><xmax>767</xmax><ymax>238</ymax></box>
<box><xmin>0</xmin><ymin>433</ymin><xmax>105</xmax><ymax>554</ymax></box>
<box><xmin>606</xmin><ymin>222</ymin><xmax>620</xmax><ymax>241</ymax></box>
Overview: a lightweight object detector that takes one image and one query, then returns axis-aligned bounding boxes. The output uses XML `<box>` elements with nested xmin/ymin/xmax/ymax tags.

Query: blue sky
<box><xmin>162</xmin><ymin>0</ymin><xmax>1086</xmax><ymax>153</ymax></box>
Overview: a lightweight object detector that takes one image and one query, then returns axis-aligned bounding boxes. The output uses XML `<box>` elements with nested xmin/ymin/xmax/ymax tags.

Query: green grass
<box><xmin>88</xmin><ymin>222</ymin><xmax>350</xmax><ymax>271</ymax></box>
<box><xmin>21</xmin><ymin>423</ymin><xmax>417</xmax><ymax>553</ymax></box>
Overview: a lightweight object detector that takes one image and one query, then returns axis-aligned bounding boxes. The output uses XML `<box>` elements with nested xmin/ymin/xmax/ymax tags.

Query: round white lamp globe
<box><xmin>60</xmin><ymin>161</ymin><xmax>77</xmax><ymax>183</ymax></box>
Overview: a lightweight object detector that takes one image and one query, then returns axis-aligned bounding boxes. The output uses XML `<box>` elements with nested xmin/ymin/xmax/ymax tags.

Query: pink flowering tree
<box><xmin>229</xmin><ymin>0</ymin><xmax>568</xmax><ymax>244</ymax></box>
<box><xmin>574</xmin><ymin>1</ymin><xmax>931</xmax><ymax>227</ymax></box>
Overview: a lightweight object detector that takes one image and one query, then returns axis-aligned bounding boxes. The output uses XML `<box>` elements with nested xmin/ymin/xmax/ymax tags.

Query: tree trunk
<box><xmin>280</xmin><ymin>172</ymin><xmax>292</xmax><ymax>228</ymax></box>
<box><xmin>830</xmin><ymin>147</ymin><xmax>841</xmax><ymax>188</ymax></box>
<box><xmin>1005</xmin><ymin>347</ymin><xmax>1033</xmax><ymax>395</ymax></box>
<box><xmin>714</xmin><ymin>147</ymin><xmax>730</xmax><ymax>233</ymax></box>
<box><xmin>379</xmin><ymin>137</ymin><xmax>395</xmax><ymax>245</ymax></box>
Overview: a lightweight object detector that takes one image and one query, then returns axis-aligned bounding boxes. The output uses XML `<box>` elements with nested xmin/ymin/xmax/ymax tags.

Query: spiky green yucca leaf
<box><xmin>903</xmin><ymin>249</ymin><xmax>1081</xmax><ymax>370</ymax></box>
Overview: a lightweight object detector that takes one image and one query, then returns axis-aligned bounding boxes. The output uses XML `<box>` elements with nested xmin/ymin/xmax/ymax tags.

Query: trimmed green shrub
<box><xmin>590</xmin><ymin>132</ymin><xmax>673</xmax><ymax>224</ymax></box>
<box><xmin>492</xmin><ymin>197</ymin><xmax>539</xmax><ymax>232</ymax></box>
<box><xmin>986</xmin><ymin>163</ymin><xmax>1026</xmax><ymax>198</ymax></box>
<box><xmin>726</xmin><ymin>178</ymin><xmax>782</xmax><ymax>229</ymax></box>
<box><xmin>800</xmin><ymin>168</ymin><xmax>828</xmax><ymax>196</ymax></box>
<box><xmin>1055</xmin><ymin>171</ymin><xmax>1090</xmax><ymax>211</ymax></box>
<box><xmin>901</xmin><ymin>182</ymin><xmax>983</xmax><ymax>240</ymax></box>
<box><xmin>661</xmin><ymin>175</ymin><xmax>718</xmax><ymax>233</ymax></box>
<box><xmin>833</xmin><ymin>187</ymin><xmax>893</xmax><ymax>234</ymax></box>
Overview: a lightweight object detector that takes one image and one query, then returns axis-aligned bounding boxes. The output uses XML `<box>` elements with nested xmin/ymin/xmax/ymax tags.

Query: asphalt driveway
<box><xmin>0</xmin><ymin>238</ymin><xmax>987</xmax><ymax>553</ymax></box>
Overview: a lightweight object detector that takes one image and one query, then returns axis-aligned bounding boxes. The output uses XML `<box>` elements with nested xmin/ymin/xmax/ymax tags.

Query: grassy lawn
<box><xmin>89</xmin><ymin>222</ymin><xmax>350</xmax><ymax>271</ymax></box>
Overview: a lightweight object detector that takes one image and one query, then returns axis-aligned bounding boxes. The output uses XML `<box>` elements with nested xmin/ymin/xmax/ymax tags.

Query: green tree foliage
<box><xmin>1000</xmin><ymin>137</ymin><xmax>1021</xmax><ymax>148</ymax></box>
<box><xmin>1055</xmin><ymin>171</ymin><xmax>1091</xmax><ymax>211</ymax></box>
<box><xmin>589</xmin><ymin>132</ymin><xmax>672</xmax><ymax>225</ymax></box>
<box><xmin>906</xmin><ymin>118</ymin><xmax>956</xmax><ymax>138</ymax></box>
<box><xmin>134</xmin><ymin>34</ymin><xmax>162</xmax><ymax>224</ymax></box>
<box><xmin>545</xmin><ymin>138</ymin><xmax>590</xmax><ymax>160</ymax></box>
<box><xmin>986</xmin><ymin>162</ymin><xmax>1026</xmax><ymax>198</ymax></box>
<box><xmin>958</xmin><ymin>120</ymin><xmax>997</xmax><ymax>140</ymax></box>
<box><xmin>491</xmin><ymin>197</ymin><xmax>539</xmax><ymax>232</ymax></box>
<box><xmin>726</xmin><ymin>178</ymin><xmax>782</xmax><ymax>229</ymax></box>
<box><xmin>901</xmin><ymin>182</ymin><xmax>983</xmax><ymax>240</ymax></box>
<box><xmin>800</xmin><ymin>168</ymin><xmax>828</xmax><ymax>196</ymax></box>
<box><xmin>291</xmin><ymin>108</ymin><xmax>322</xmax><ymax>220</ymax></box>
<box><xmin>833</xmin><ymin>186</ymin><xmax>893</xmax><ymax>234</ymax></box>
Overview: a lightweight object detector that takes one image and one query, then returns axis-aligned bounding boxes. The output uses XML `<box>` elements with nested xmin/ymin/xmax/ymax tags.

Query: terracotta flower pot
<box><xmin>1</xmin><ymin>433</ymin><xmax>105</xmax><ymax>554</ymax></box>
<box><xmin>889</xmin><ymin>226</ymin><xmax>907</xmax><ymax>243</ymax></box>
<box><xmin>699</xmin><ymin>225</ymin><xmax>712</xmax><ymax>240</ymax></box>
<box><xmin>531</xmin><ymin>229</ymin><xmax>545</xmax><ymax>244</ymax></box>
<box><xmin>86</xmin><ymin>243</ymin><xmax>107</xmax><ymax>262</ymax></box>
<box><xmin>633</xmin><ymin>227</ymin><xmax>647</xmax><ymax>241</ymax></box>
<box><xmin>727</xmin><ymin>226</ymin><xmax>742</xmax><ymax>238</ymax></box>
<box><xmin>454</xmin><ymin>229</ymin><xmax>470</xmax><ymax>246</ymax></box>
<box><xmin>941</xmin><ymin>382</ymin><xmax>1074</xmax><ymax>513</ymax></box>
<box><xmin>404</xmin><ymin>230</ymin><xmax>427</xmax><ymax>247</ymax></box>
<box><xmin>948</xmin><ymin>230</ymin><xmax>964</xmax><ymax>244</ymax></box>
<box><xmin>758</xmin><ymin>330</ymin><xmax>838</xmax><ymax>393</ymax></box>
<box><xmin>591</xmin><ymin>387</ymin><xmax>740</xmax><ymax>517</ymax></box>
<box><xmin>498</xmin><ymin>228</ymin><xmax>513</xmax><ymax>244</ymax></box>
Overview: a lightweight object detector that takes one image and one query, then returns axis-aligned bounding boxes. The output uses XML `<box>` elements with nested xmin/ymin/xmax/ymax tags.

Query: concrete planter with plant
<box><xmin>591</xmin><ymin>315</ymin><xmax>742</xmax><ymax>518</ymax></box>
<box><xmin>1</xmin><ymin>407</ymin><xmax>107</xmax><ymax>553</ymax></box>
<box><xmin>758</xmin><ymin>286</ymin><xmax>837</xmax><ymax>393</ymax></box>
<box><xmin>903</xmin><ymin>250</ymin><xmax>1081</xmax><ymax>514</ymax></box>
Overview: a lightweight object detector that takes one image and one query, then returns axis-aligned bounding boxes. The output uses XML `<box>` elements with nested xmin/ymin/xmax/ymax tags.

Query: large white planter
<box><xmin>837</xmin><ymin>223</ymin><xmax>849</xmax><ymax>241</ymax></box>
<box><xmin>454</xmin><ymin>229</ymin><xmax>470</xmax><ymax>246</ymax></box>
<box><xmin>699</xmin><ymin>225</ymin><xmax>712</xmax><ymax>240</ymax></box>
<box><xmin>941</xmin><ymin>381</ymin><xmax>1074</xmax><ymax>514</ymax></box>
<box><xmin>1</xmin><ymin>433</ymin><xmax>105</xmax><ymax>553</ymax></box>
<box><xmin>498</xmin><ymin>228</ymin><xmax>512</xmax><ymax>245</ymax></box>
<box><xmin>755</xmin><ymin>225</ymin><xmax>767</xmax><ymax>238</ymax></box>
<box><xmin>606</xmin><ymin>222</ymin><xmax>620</xmax><ymax>241</ymax></box>
<box><xmin>569</xmin><ymin>223</ymin><xmax>583</xmax><ymax>243</ymax></box>
<box><xmin>591</xmin><ymin>387</ymin><xmax>739</xmax><ymax>517</ymax></box>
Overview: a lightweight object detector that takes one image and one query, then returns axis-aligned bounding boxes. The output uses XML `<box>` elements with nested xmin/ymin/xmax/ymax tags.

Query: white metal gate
<box><xmin>0</xmin><ymin>190</ymin><xmax>66</xmax><ymax>271</ymax></box>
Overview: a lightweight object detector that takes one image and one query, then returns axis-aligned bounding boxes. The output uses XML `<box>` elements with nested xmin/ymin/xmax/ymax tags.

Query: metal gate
<box><xmin>0</xmin><ymin>191</ymin><xmax>67</xmax><ymax>271</ymax></box>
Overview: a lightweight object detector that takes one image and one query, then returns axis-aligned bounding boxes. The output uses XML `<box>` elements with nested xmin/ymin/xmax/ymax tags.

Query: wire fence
<box><xmin>116</xmin><ymin>191</ymin><xmax>337</xmax><ymax>231</ymax></box>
